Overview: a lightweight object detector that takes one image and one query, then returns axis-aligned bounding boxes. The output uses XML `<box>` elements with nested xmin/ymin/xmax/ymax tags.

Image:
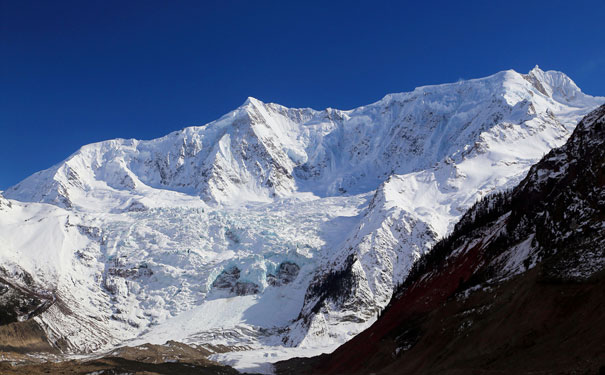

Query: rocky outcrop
<box><xmin>0</xmin><ymin>193</ymin><xmax>11</xmax><ymax>210</ymax></box>
<box><xmin>0</xmin><ymin>268</ymin><xmax>54</xmax><ymax>326</ymax></box>
<box><xmin>267</xmin><ymin>262</ymin><xmax>300</xmax><ymax>286</ymax></box>
<box><xmin>211</xmin><ymin>266</ymin><xmax>260</xmax><ymax>296</ymax></box>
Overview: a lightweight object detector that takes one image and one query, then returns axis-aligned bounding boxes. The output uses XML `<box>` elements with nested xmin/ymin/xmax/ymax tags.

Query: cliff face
<box><xmin>293</xmin><ymin>105</ymin><xmax>605</xmax><ymax>374</ymax></box>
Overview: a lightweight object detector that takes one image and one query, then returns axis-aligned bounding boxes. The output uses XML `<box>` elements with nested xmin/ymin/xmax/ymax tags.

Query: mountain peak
<box><xmin>241</xmin><ymin>96</ymin><xmax>265</xmax><ymax>108</ymax></box>
<box><xmin>0</xmin><ymin>69</ymin><xmax>603</xmax><ymax>371</ymax></box>
<box><xmin>529</xmin><ymin>64</ymin><xmax>543</xmax><ymax>75</ymax></box>
<box><xmin>525</xmin><ymin>65</ymin><xmax>571</xmax><ymax>87</ymax></box>
<box><xmin>519</xmin><ymin>65</ymin><xmax>591</xmax><ymax>104</ymax></box>
<box><xmin>6</xmin><ymin>68</ymin><xmax>603</xmax><ymax>210</ymax></box>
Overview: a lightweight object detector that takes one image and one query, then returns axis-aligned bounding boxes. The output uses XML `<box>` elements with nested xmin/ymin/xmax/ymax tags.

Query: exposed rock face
<box><xmin>211</xmin><ymin>266</ymin><xmax>241</xmax><ymax>290</ymax></box>
<box><xmin>231</xmin><ymin>281</ymin><xmax>260</xmax><ymax>296</ymax></box>
<box><xmin>267</xmin><ymin>262</ymin><xmax>300</xmax><ymax>286</ymax></box>
<box><xmin>212</xmin><ymin>266</ymin><xmax>260</xmax><ymax>296</ymax></box>
<box><xmin>301</xmin><ymin>105</ymin><xmax>605</xmax><ymax>375</ymax></box>
<box><xmin>509</xmin><ymin>105</ymin><xmax>605</xmax><ymax>281</ymax></box>
<box><xmin>0</xmin><ymin>193</ymin><xmax>11</xmax><ymax>210</ymax></box>
<box><xmin>0</xmin><ymin>267</ymin><xmax>54</xmax><ymax>326</ymax></box>
<box><xmin>123</xmin><ymin>200</ymin><xmax>148</xmax><ymax>212</ymax></box>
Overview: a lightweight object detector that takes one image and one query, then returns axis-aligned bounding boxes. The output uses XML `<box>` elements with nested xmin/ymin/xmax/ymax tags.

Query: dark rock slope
<box><xmin>277</xmin><ymin>105</ymin><xmax>605</xmax><ymax>374</ymax></box>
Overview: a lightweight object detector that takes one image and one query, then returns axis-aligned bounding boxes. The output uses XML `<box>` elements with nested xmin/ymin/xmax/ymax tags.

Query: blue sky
<box><xmin>1</xmin><ymin>0</ymin><xmax>604</xmax><ymax>189</ymax></box>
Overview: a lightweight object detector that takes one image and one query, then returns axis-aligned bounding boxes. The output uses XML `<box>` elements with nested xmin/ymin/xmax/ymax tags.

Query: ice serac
<box><xmin>1</xmin><ymin>67</ymin><xmax>603</xmax><ymax>371</ymax></box>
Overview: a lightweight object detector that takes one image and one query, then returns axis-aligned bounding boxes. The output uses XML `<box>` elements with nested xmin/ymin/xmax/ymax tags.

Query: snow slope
<box><xmin>310</xmin><ymin>104</ymin><xmax>605</xmax><ymax>375</ymax></box>
<box><xmin>1</xmin><ymin>66</ymin><xmax>603</xmax><ymax>372</ymax></box>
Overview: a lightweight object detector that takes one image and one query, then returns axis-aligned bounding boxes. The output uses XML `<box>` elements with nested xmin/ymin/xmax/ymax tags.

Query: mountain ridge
<box><xmin>298</xmin><ymin>104</ymin><xmax>605</xmax><ymax>375</ymax></box>
<box><xmin>6</xmin><ymin>66</ymin><xmax>603</xmax><ymax>209</ymax></box>
<box><xmin>0</xmin><ymin>67</ymin><xmax>603</xmax><ymax>372</ymax></box>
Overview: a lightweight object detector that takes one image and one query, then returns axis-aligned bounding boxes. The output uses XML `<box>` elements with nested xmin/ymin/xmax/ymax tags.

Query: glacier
<box><xmin>0</xmin><ymin>66</ymin><xmax>603</xmax><ymax>372</ymax></box>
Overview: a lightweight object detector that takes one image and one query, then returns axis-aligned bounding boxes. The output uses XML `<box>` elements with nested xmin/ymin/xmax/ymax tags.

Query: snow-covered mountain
<box><xmin>306</xmin><ymin>104</ymin><xmax>605</xmax><ymax>375</ymax></box>
<box><xmin>1</xmin><ymin>66</ymin><xmax>603</xmax><ymax>372</ymax></box>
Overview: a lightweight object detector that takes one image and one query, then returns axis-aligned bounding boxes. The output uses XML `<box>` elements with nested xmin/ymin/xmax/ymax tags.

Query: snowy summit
<box><xmin>0</xmin><ymin>67</ymin><xmax>603</xmax><ymax>372</ymax></box>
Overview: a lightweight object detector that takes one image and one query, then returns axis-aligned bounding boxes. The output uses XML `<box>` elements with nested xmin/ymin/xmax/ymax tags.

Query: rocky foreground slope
<box><xmin>283</xmin><ymin>104</ymin><xmax>605</xmax><ymax>374</ymax></box>
<box><xmin>0</xmin><ymin>67</ymin><xmax>603</xmax><ymax>372</ymax></box>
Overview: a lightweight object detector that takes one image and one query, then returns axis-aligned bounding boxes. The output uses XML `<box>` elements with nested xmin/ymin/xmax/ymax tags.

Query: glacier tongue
<box><xmin>1</xmin><ymin>67</ymin><xmax>603</xmax><ymax>372</ymax></box>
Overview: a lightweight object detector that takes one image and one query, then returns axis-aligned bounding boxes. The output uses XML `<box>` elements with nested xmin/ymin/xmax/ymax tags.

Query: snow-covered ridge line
<box><xmin>6</xmin><ymin>66</ymin><xmax>603</xmax><ymax>210</ymax></box>
<box><xmin>0</xmin><ymin>66</ymin><xmax>603</xmax><ymax>372</ymax></box>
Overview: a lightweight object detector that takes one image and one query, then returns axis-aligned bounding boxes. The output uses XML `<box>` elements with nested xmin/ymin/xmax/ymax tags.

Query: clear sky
<box><xmin>1</xmin><ymin>0</ymin><xmax>604</xmax><ymax>189</ymax></box>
